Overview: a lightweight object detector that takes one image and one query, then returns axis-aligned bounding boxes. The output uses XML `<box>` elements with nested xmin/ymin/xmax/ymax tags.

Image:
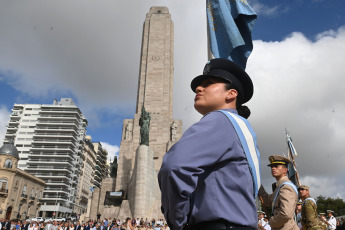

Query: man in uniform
<box><xmin>298</xmin><ymin>185</ymin><xmax>326</xmax><ymax>230</ymax></box>
<box><xmin>322</xmin><ymin>211</ymin><xmax>336</xmax><ymax>230</ymax></box>
<box><xmin>158</xmin><ymin>58</ymin><xmax>260</xmax><ymax>230</ymax></box>
<box><xmin>259</xmin><ymin>155</ymin><xmax>299</xmax><ymax>230</ymax></box>
<box><xmin>258</xmin><ymin>212</ymin><xmax>271</xmax><ymax>230</ymax></box>
<box><xmin>296</xmin><ymin>200</ymin><xmax>303</xmax><ymax>229</ymax></box>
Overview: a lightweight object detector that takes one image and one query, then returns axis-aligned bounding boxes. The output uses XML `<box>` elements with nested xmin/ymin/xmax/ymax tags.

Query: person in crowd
<box><xmin>159</xmin><ymin>58</ymin><xmax>260</xmax><ymax>230</ymax></box>
<box><xmin>16</xmin><ymin>221</ymin><xmax>21</xmax><ymax>230</ymax></box>
<box><xmin>10</xmin><ymin>221</ymin><xmax>16</xmax><ymax>230</ymax></box>
<box><xmin>83</xmin><ymin>222</ymin><xmax>91</xmax><ymax>230</ymax></box>
<box><xmin>298</xmin><ymin>185</ymin><xmax>326</xmax><ymax>230</ymax></box>
<box><xmin>51</xmin><ymin>221</ymin><xmax>58</xmax><ymax>230</ymax></box>
<box><xmin>74</xmin><ymin>222</ymin><xmax>81</xmax><ymax>230</ymax></box>
<box><xmin>124</xmin><ymin>218</ymin><xmax>133</xmax><ymax>230</ymax></box>
<box><xmin>322</xmin><ymin>211</ymin><xmax>336</xmax><ymax>230</ymax></box>
<box><xmin>259</xmin><ymin>155</ymin><xmax>299</xmax><ymax>230</ymax></box>
<box><xmin>296</xmin><ymin>201</ymin><xmax>303</xmax><ymax>229</ymax></box>
<box><xmin>99</xmin><ymin>222</ymin><xmax>105</xmax><ymax>230</ymax></box>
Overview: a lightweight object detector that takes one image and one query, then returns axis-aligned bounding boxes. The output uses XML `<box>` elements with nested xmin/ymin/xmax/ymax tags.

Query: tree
<box><xmin>316</xmin><ymin>195</ymin><xmax>345</xmax><ymax>216</ymax></box>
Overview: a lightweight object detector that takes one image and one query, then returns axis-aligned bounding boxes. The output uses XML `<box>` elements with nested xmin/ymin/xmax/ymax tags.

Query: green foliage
<box><xmin>316</xmin><ymin>195</ymin><xmax>345</xmax><ymax>216</ymax></box>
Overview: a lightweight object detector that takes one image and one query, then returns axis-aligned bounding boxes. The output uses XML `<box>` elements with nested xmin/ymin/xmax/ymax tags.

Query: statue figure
<box><xmin>171</xmin><ymin>121</ymin><xmax>178</xmax><ymax>141</ymax></box>
<box><xmin>125</xmin><ymin>122</ymin><xmax>133</xmax><ymax>140</ymax></box>
<box><xmin>110</xmin><ymin>157</ymin><xmax>118</xmax><ymax>178</ymax></box>
<box><xmin>139</xmin><ymin>106</ymin><xmax>151</xmax><ymax>146</ymax></box>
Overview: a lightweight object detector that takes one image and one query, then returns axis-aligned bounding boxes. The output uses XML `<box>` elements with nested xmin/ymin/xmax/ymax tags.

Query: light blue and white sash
<box><xmin>218</xmin><ymin>110</ymin><xmax>261</xmax><ymax>198</ymax></box>
<box><xmin>272</xmin><ymin>181</ymin><xmax>298</xmax><ymax>213</ymax></box>
<box><xmin>302</xmin><ymin>197</ymin><xmax>317</xmax><ymax>206</ymax></box>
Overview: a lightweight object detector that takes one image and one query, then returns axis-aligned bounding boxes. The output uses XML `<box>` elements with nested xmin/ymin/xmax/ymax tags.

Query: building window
<box><xmin>22</xmin><ymin>185</ymin><xmax>27</xmax><ymax>195</ymax></box>
<box><xmin>0</xmin><ymin>179</ymin><xmax>8</xmax><ymax>192</ymax></box>
<box><xmin>4</xmin><ymin>159</ymin><xmax>13</xmax><ymax>168</ymax></box>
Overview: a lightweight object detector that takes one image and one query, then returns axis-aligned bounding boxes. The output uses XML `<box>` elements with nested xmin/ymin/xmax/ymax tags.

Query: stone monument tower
<box><xmin>113</xmin><ymin>6</ymin><xmax>182</xmax><ymax>220</ymax></box>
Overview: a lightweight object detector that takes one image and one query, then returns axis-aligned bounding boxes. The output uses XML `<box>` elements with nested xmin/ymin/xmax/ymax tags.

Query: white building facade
<box><xmin>4</xmin><ymin>98</ymin><xmax>87</xmax><ymax>218</ymax></box>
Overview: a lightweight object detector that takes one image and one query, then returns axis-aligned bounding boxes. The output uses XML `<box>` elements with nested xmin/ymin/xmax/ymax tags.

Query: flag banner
<box><xmin>288</xmin><ymin>163</ymin><xmax>298</xmax><ymax>186</ymax></box>
<box><xmin>207</xmin><ymin>0</ymin><xmax>257</xmax><ymax>69</ymax></box>
<box><xmin>287</xmin><ymin>136</ymin><xmax>298</xmax><ymax>156</ymax></box>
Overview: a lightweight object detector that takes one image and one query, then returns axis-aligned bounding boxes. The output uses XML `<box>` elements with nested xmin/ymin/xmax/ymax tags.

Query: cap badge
<box><xmin>203</xmin><ymin>62</ymin><xmax>211</xmax><ymax>75</ymax></box>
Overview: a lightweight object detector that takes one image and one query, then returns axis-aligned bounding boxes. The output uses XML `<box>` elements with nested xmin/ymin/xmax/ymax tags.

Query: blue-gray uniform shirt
<box><xmin>158</xmin><ymin>109</ymin><xmax>258</xmax><ymax>230</ymax></box>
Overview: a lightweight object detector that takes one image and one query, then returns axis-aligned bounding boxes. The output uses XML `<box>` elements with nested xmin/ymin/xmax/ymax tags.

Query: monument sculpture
<box><xmin>101</xmin><ymin>6</ymin><xmax>183</xmax><ymax>220</ymax></box>
<box><xmin>139</xmin><ymin>106</ymin><xmax>151</xmax><ymax>146</ymax></box>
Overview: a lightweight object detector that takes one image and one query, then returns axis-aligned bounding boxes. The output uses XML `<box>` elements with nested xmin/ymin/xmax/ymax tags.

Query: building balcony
<box><xmin>26</xmin><ymin>167</ymin><xmax>72</xmax><ymax>174</ymax></box>
<box><xmin>80</xmin><ymin>195</ymin><xmax>88</xmax><ymax>202</ymax></box>
<box><xmin>27</xmin><ymin>160</ymin><xmax>73</xmax><ymax>166</ymax></box>
<box><xmin>35</xmin><ymin>174</ymin><xmax>71</xmax><ymax>180</ymax></box>
<box><xmin>37</xmin><ymin>121</ymin><xmax>79</xmax><ymax>127</ymax></box>
<box><xmin>32</xmin><ymin>140</ymin><xmax>77</xmax><ymax>147</ymax></box>
<box><xmin>31</xmin><ymin>146</ymin><xmax>75</xmax><ymax>152</ymax></box>
<box><xmin>33</xmin><ymin>134</ymin><xmax>77</xmax><ymax>141</ymax></box>
<box><xmin>21</xmin><ymin>194</ymin><xmax>28</xmax><ymax>200</ymax></box>
<box><xmin>41</xmin><ymin>196</ymin><xmax>69</xmax><ymax>202</ymax></box>
<box><xmin>29</xmin><ymin>152</ymin><xmax>74</xmax><ymax>159</ymax></box>
<box><xmin>35</xmin><ymin>127</ymin><xmax>79</xmax><ymax>133</ymax></box>
<box><xmin>40</xmin><ymin>109</ymin><xmax>81</xmax><ymax>115</ymax></box>
<box><xmin>44</xmin><ymin>189</ymin><xmax>69</xmax><ymax>195</ymax></box>
<box><xmin>38</xmin><ymin>116</ymin><xmax>79</xmax><ymax>121</ymax></box>
<box><xmin>45</xmin><ymin>181</ymin><xmax>71</xmax><ymax>186</ymax></box>
<box><xmin>5</xmin><ymin>133</ymin><xmax>16</xmax><ymax>138</ymax></box>
<box><xmin>0</xmin><ymin>188</ymin><xmax>8</xmax><ymax>196</ymax></box>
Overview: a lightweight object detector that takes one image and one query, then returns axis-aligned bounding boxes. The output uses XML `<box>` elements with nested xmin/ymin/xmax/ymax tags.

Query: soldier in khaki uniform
<box><xmin>259</xmin><ymin>155</ymin><xmax>299</xmax><ymax>230</ymax></box>
<box><xmin>298</xmin><ymin>185</ymin><xmax>326</xmax><ymax>230</ymax></box>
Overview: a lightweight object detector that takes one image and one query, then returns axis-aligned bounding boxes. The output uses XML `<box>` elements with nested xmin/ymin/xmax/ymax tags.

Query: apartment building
<box><xmin>4</xmin><ymin>98</ymin><xmax>87</xmax><ymax>217</ymax></box>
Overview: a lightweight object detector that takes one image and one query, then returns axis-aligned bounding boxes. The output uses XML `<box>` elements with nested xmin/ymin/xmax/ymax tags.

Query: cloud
<box><xmin>301</xmin><ymin>175</ymin><xmax>345</xmax><ymax>199</ymax></box>
<box><xmin>250</xmin><ymin>2</ymin><xmax>283</xmax><ymax>17</ymax></box>
<box><xmin>0</xmin><ymin>0</ymin><xmax>205</xmax><ymax>128</ymax></box>
<box><xmin>101</xmin><ymin>142</ymin><xmax>120</xmax><ymax>163</ymax></box>
<box><xmin>0</xmin><ymin>105</ymin><xmax>11</xmax><ymax>144</ymax></box>
<box><xmin>244</xmin><ymin>27</ymin><xmax>345</xmax><ymax>197</ymax></box>
<box><xmin>174</xmin><ymin>26</ymin><xmax>345</xmax><ymax>199</ymax></box>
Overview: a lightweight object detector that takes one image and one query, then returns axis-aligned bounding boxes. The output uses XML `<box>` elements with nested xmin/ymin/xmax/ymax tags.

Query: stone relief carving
<box><xmin>171</xmin><ymin>121</ymin><xmax>178</xmax><ymax>141</ymax></box>
<box><xmin>124</xmin><ymin>122</ymin><xmax>133</xmax><ymax>140</ymax></box>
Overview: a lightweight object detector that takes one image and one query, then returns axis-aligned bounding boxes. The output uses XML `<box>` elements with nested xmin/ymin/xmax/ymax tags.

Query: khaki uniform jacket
<box><xmin>301</xmin><ymin>198</ymin><xmax>326</xmax><ymax>230</ymax></box>
<box><xmin>259</xmin><ymin>176</ymin><xmax>299</xmax><ymax>230</ymax></box>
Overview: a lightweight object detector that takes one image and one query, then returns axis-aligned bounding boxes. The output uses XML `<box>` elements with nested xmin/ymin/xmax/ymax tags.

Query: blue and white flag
<box><xmin>206</xmin><ymin>0</ymin><xmax>257</xmax><ymax>70</ymax></box>
<box><xmin>287</xmin><ymin>134</ymin><xmax>298</xmax><ymax>156</ymax></box>
<box><xmin>90</xmin><ymin>186</ymin><xmax>94</xmax><ymax>193</ymax></box>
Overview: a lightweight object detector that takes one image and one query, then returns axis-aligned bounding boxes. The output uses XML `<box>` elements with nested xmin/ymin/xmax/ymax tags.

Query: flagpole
<box><xmin>285</xmin><ymin>128</ymin><xmax>301</xmax><ymax>187</ymax></box>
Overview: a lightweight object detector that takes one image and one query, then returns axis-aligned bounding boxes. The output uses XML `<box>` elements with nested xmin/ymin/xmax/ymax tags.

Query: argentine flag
<box><xmin>207</xmin><ymin>0</ymin><xmax>257</xmax><ymax>70</ymax></box>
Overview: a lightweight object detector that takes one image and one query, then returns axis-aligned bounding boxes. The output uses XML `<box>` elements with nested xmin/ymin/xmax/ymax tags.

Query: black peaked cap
<box><xmin>191</xmin><ymin>58</ymin><xmax>253</xmax><ymax>104</ymax></box>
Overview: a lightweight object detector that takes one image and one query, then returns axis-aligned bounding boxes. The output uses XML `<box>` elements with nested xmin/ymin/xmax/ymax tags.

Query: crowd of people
<box><xmin>258</xmin><ymin>210</ymin><xmax>345</xmax><ymax>230</ymax></box>
<box><xmin>0</xmin><ymin>218</ymin><xmax>169</xmax><ymax>230</ymax></box>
